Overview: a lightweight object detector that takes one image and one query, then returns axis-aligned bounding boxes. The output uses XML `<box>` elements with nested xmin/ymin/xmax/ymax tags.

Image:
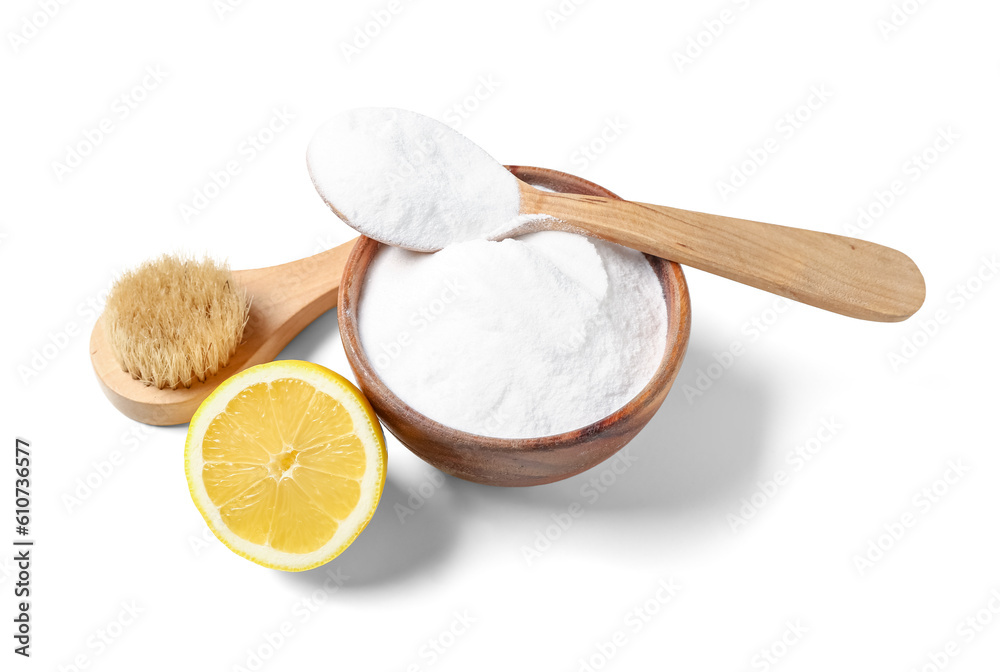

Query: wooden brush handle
<box><xmin>521</xmin><ymin>188</ymin><xmax>925</xmax><ymax>322</ymax></box>
<box><xmin>234</xmin><ymin>237</ymin><xmax>357</xmax><ymax>350</ymax></box>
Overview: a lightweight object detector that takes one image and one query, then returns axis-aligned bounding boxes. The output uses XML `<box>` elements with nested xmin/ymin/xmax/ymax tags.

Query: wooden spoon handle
<box><xmin>235</xmin><ymin>237</ymin><xmax>357</xmax><ymax>341</ymax></box>
<box><xmin>525</xmin><ymin>190</ymin><xmax>925</xmax><ymax>322</ymax></box>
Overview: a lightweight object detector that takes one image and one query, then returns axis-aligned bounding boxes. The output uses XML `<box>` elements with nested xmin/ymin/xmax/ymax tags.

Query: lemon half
<box><xmin>185</xmin><ymin>360</ymin><xmax>387</xmax><ymax>571</ymax></box>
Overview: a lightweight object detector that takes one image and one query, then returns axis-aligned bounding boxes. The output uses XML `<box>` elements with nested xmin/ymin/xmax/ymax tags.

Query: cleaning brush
<box><xmin>103</xmin><ymin>254</ymin><xmax>250</xmax><ymax>390</ymax></box>
<box><xmin>90</xmin><ymin>239</ymin><xmax>358</xmax><ymax>426</ymax></box>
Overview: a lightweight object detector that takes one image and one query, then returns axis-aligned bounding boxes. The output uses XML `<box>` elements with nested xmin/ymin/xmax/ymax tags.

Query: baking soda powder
<box><xmin>359</xmin><ymin>231</ymin><xmax>668</xmax><ymax>439</ymax></box>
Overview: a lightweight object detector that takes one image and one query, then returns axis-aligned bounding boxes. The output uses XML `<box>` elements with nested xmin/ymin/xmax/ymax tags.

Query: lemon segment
<box><xmin>185</xmin><ymin>360</ymin><xmax>387</xmax><ymax>571</ymax></box>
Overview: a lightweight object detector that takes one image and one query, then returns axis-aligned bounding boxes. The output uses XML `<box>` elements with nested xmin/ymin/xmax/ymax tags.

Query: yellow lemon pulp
<box><xmin>186</xmin><ymin>361</ymin><xmax>386</xmax><ymax>571</ymax></box>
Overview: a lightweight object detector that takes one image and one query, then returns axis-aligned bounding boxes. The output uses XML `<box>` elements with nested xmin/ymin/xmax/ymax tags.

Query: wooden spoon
<box><xmin>512</xmin><ymin>181</ymin><xmax>925</xmax><ymax>322</ymax></box>
<box><xmin>308</xmin><ymin>109</ymin><xmax>924</xmax><ymax>323</ymax></box>
<box><xmin>90</xmin><ymin>239</ymin><xmax>356</xmax><ymax>426</ymax></box>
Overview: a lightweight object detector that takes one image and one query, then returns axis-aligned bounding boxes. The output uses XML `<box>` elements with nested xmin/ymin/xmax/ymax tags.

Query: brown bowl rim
<box><xmin>338</xmin><ymin>165</ymin><xmax>691</xmax><ymax>454</ymax></box>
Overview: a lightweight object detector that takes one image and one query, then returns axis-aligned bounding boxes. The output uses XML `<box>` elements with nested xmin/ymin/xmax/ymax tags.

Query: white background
<box><xmin>3</xmin><ymin>0</ymin><xmax>999</xmax><ymax>669</ymax></box>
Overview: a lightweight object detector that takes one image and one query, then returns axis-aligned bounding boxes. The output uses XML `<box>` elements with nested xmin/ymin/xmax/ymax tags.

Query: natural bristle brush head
<box><xmin>102</xmin><ymin>254</ymin><xmax>250</xmax><ymax>390</ymax></box>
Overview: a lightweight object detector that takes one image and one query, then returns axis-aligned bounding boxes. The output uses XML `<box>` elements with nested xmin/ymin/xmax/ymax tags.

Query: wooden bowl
<box><xmin>338</xmin><ymin>166</ymin><xmax>691</xmax><ymax>486</ymax></box>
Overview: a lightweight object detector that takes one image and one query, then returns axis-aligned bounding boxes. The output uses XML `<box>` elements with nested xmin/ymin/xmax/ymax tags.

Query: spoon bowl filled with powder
<box><xmin>337</xmin><ymin>166</ymin><xmax>690</xmax><ymax>487</ymax></box>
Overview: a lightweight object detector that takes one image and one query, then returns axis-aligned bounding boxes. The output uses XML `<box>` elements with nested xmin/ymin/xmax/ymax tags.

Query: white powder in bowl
<box><xmin>307</xmin><ymin>108</ymin><xmax>523</xmax><ymax>252</ymax></box>
<box><xmin>358</xmin><ymin>231</ymin><xmax>669</xmax><ymax>439</ymax></box>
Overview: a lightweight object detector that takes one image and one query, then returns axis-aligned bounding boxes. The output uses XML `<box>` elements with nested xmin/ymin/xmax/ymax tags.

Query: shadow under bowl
<box><xmin>338</xmin><ymin>165</ymin><xmax>691</xmax><ymax>486</ymax></box>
